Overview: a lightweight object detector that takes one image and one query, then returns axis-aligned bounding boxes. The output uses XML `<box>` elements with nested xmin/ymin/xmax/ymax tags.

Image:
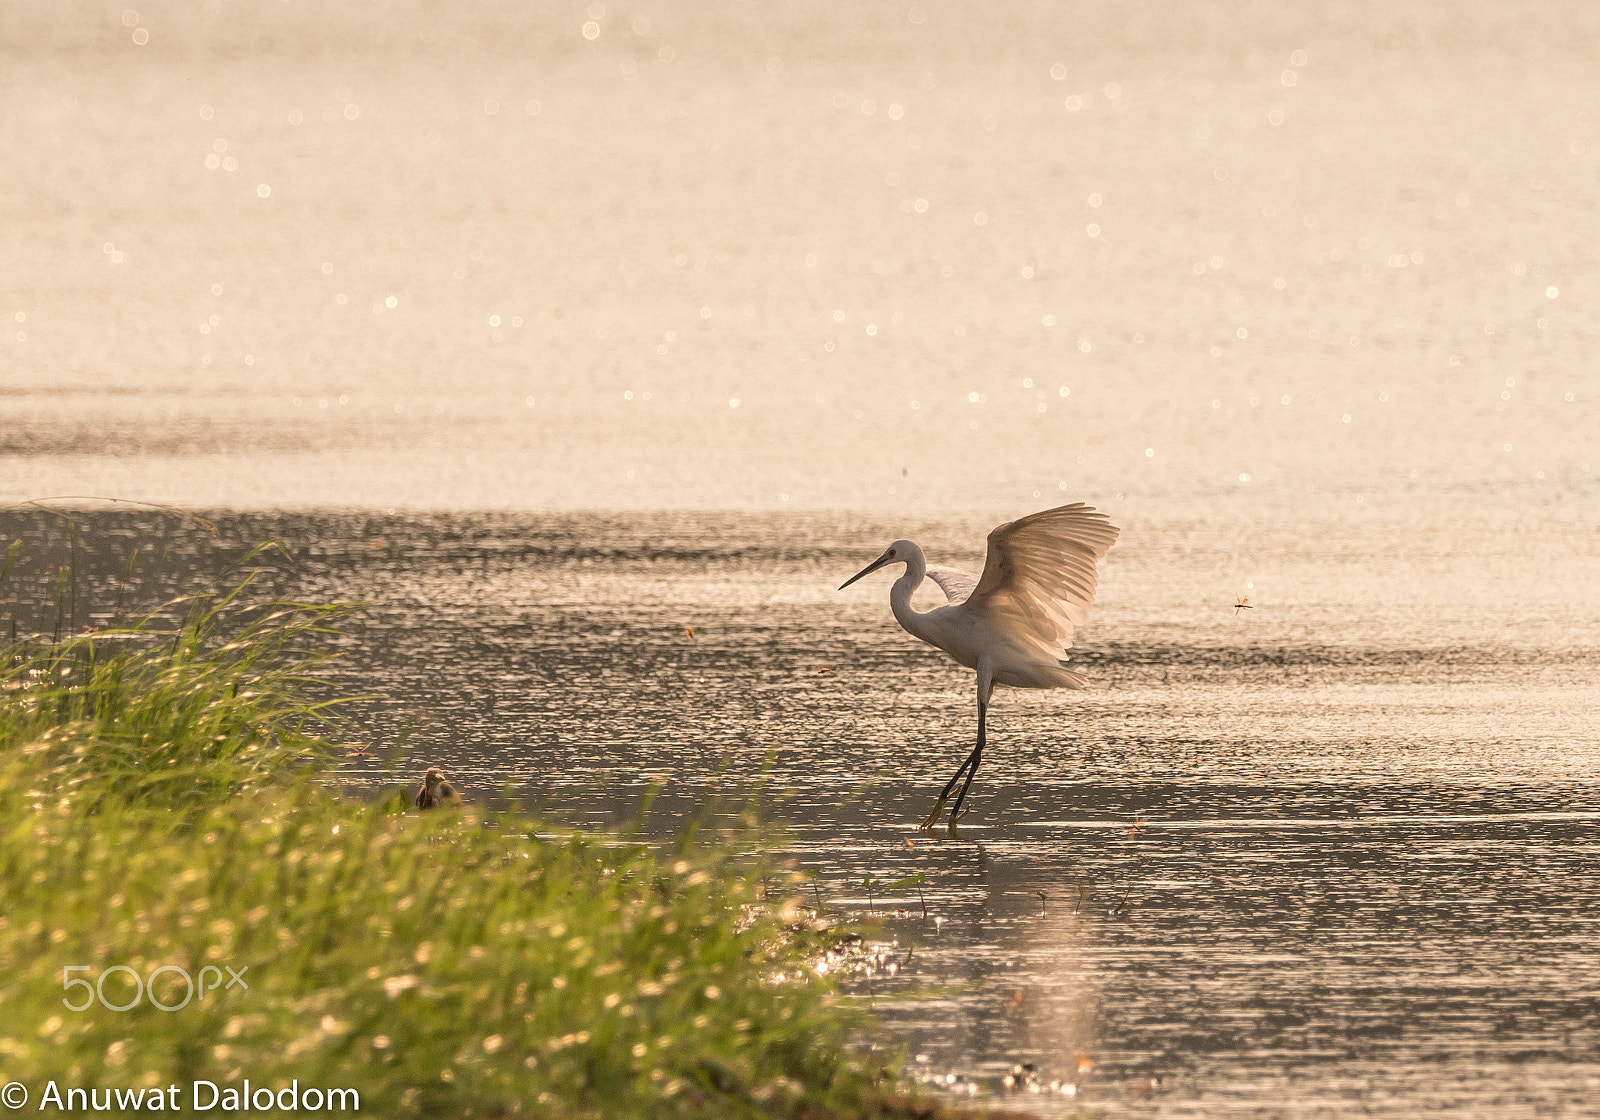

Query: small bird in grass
<box><xmin>839</xmin><ymin>502</ymin><xmax>1119</xmax><ymax>831</ymax></box>
<box><xmin>414</xmin><ymin>767</ymin><xmax>463</xmax><ymax>810</ymax></box>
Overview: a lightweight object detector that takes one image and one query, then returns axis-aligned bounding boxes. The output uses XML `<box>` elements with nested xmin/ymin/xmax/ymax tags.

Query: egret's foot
<box><xmin>919</xmin><ymin>795</ymin><xmax>949</xmax><ymax>831</ymax></box>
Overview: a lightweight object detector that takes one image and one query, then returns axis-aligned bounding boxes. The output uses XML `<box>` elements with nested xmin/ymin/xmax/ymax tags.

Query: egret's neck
<box><xmin>889</xmin><ymin>545</ymin><xmax>931</xmax><ymax>638</ymax></box>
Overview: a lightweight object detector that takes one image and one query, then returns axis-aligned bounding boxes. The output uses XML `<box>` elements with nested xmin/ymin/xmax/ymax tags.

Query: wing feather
<box><xmin>925</xmin><ymin>564</ymin><xmax>980</xmax><ymax>605</ymax></box>
<box><xmin>967</xmin><ymin>503</ymin><xmax>1119</xmax><ymax>659</ymax></box>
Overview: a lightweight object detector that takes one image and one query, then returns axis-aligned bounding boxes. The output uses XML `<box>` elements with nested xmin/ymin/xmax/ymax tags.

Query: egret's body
<box><xmin>840</xmin><ymin>503</ymin><xmax>1119</xmax><ymax>830</ymax></box>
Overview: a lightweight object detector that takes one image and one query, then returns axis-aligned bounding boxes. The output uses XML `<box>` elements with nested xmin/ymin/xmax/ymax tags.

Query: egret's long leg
<box><xmin>949</xmin><ymin>698</ymin><xmax>987</xmax><ymax>824</ymax></box>
<box><xmin>919</xmin><ymin>746</ymin><xmax>978</xmax><ymax>830</ymax></box>
<box><xmin>919</xmin><ymin>694</ymin><xmax>988</xmax><ymax>831</ymax></box>
<box><xmin>947</xmin><ymin>747</ymin><xmax>984</xmax><ymax>828</ymax></box>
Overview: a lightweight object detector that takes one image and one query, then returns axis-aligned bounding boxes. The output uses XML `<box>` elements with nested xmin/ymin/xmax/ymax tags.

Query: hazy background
<box><xmin>2</xmin><ymin>0</ymin><xmax>1596</xmax><ymax>512</ymax></box>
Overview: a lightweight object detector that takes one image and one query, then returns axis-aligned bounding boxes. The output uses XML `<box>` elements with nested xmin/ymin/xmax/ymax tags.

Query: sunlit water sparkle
<box><xmin>2</xmin><ymin>1</ymin><xmax>1598</xmax><ymax>513</ymax></box>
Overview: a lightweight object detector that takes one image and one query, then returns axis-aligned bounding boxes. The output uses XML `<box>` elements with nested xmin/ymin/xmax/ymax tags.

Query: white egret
<box><xmin>839</xmin><ymin>503</ymin><xmax>1119</xmax><ymax>831</ymax></box>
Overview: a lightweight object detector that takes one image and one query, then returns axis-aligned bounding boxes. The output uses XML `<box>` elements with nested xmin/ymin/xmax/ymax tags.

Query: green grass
<box><xmin>0</xmin><ymin>779</ymin><xmax>890</xmax><ymax>1117</ymax></box>
<box><xmin>0</xmin><ymin>538</ymin><xmax>946</xmax><ymax>1119</ymax></box>
<box><xmin>1</xmin><ymin>560</ymin><xmax>353</xmax><ymax>813</ymax></box>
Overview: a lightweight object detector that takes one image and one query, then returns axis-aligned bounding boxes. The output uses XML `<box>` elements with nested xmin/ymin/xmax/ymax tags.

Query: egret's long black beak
<box><xmin>839</xmin><ymin>553</ymin><xmax>893</xmax><ymax>590</ymax></box>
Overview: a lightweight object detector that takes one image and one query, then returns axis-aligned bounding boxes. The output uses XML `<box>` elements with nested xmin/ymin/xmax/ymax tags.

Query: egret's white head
<box><xmin>839</xmin><ymin>539</ymin><xmax>918</xmax><ymax>590</ymax></box>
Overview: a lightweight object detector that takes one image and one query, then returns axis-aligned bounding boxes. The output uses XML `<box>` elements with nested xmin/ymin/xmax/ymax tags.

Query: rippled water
<box><xmin>3</xmin><ymin>1</ymin><xmax>1598</xmax><ymax>512</ymax></box>
<box><xmin>7</xmin><ymin>508</ymin><xmax>1599</xmax><ymax>1116</ymax></box>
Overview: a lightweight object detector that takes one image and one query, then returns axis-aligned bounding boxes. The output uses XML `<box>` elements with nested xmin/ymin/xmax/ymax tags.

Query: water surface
<box><xmin>3</xmin><ymin>1</ymin><xmax>1597</xmax><ymax>512</ymax></box>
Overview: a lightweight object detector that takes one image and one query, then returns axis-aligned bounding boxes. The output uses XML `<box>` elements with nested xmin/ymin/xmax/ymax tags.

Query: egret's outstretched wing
<box><xmin>925</xmin><ymin>564</ymin><xmax>980</xmax><ymax>605</ymax></box>
<box><xmin>966</xmin><ymin>503</ymin><xmax>1119</xmax><ymax>658</ymax></box>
